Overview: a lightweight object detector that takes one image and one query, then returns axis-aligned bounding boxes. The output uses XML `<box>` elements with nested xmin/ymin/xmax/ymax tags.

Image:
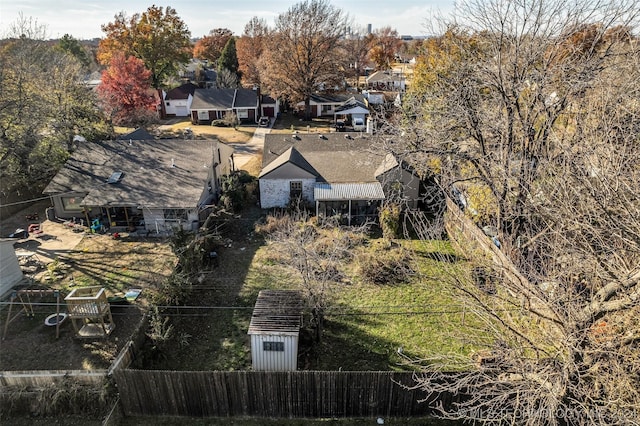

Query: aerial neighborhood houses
<box><xmin>47</xmin><ymin>35</ymin><xmax>417</xmax><ymax>235</ymax></box>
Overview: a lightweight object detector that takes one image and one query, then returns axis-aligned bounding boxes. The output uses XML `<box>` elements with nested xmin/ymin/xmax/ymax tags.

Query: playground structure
<box><xmin>65</xmin><ymin>286</ymin><xmax>115</xmax><ymax>338</ymax></box>
<box><xmin>3</xmin><ymin>288</ymin><xmax>65</xmax><ymax>340</ymax></box>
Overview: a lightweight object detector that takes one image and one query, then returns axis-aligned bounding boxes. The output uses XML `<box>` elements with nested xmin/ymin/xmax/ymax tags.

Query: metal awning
<box><xmin>314</xmin><ymin>182</ymin><xmax>385</xmax><ymax>201</ymax></box>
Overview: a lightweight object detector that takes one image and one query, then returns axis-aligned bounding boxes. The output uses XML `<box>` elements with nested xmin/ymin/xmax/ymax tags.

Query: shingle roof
<box><xmin>43</xmin><ymin>139</ymin><xmax>232</xmax><ymax>209</ymax></box>
<box><xmin>366</xmin><ymin>71</ymin><xmax>400</xmax><ymax>83</ymax></box>
<box><xmin>234</xmin><ymin>89</ymin><xmax>259</xmax><ymax>108</ymax></box>
<box><xmin>191</xmin><ymin>88</ymin><xmax>236</xmax><ymax>110</ymax></box>
<box><xmin>334</xmin><ymin>96</ymin><xmax>368</xmax><ymax>113</ymax></box>
<box><xmin>261</xmin><ymin>133</ymin><xmax>384</xmax><ymax>183</ymax></box>
<box><xmin>258</xmin><ymin>147</ymin><xmax>318</xmax><ymax>178</ymax></box>
<box><xmin>191</xmin><ymin>88</ymin><xmax>258</xmax><ymax>110</ymax></box>
<box><xmin>165</xmin><ymin>83</ymin><xmax>198</xmax><ymax>100</ymax></box>
<box><xmin>117</xmin><ymin>128</ymin><xmax>155</xmax><ymax>141</ymax></box>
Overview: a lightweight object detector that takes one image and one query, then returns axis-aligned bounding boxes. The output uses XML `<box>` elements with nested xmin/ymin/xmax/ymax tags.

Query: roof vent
<box><xmin>319</xmin><ymin>134</ymin><xmax>327</xmax><ymax>140</ymax></box>
<box><xmin>106</xmin><ymin>171</ymin><xmax>124</xmax><ymax>184</ymax></box>
<box><xmin>345</xmin><ymin>134</ymin><xmax>352</xmax><ymax>139</ymax></box>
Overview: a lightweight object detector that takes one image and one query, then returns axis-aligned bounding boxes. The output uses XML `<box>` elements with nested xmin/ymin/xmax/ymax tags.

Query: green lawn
<box><xmin>238</xmin><ymin>238</ymin><xmax>483</xmax><ymax>372</ymax></box>
<box><xmin>147</xmin><ymin>213</ymin><xmax>483</xmax><ymax>372</ymax></box>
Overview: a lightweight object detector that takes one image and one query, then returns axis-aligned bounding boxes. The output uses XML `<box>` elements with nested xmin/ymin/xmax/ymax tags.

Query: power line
<box><xmin>0</xmin><ymin>300</ymin><xmax>521</xmax><ymax>317</ymax></box>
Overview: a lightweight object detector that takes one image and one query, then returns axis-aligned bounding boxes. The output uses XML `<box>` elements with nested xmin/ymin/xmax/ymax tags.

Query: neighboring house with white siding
<box><xmin>259</xmin><ymin>133</ymin><xmax>420</xmax><ymax>224</ymax></box>
<box><xmin>43</xmin><ymin>139</ymin><xmax>234</xmax><ymax>234</ymax></box>
<box><xmin>162</xmin><ymin>82</ymin><xmax>198</xmax><ymax>118</ymax></box>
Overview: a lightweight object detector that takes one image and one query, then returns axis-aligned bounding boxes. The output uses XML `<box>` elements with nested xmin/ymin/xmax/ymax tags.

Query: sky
<box><xmin>0</xmin><ymin>0</ymin><xmax>455</xmax><ymax>40</ymax></box>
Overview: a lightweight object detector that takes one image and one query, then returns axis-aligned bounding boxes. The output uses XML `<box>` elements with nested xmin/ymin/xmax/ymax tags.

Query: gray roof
<box><xmin>261</xmin><ymin>133</ymin><xmax>388</xmax><ymax>184</ymax></box>
<box><xmin>165</xmin><ymin>83</ymin><xmax>198</xmax><ymax>100</ymax></box>
<box><xmin>43</xmin><ymin>139</ymin><xmax>231</xmax><ymax>209</ymax></box>
<box><xmin>191</xmin><ymin>88</ymin><xmax>235</xmax><ymax>110</ymax></box>
<box><xmin>334</xmin><ymin>96</ymin><xmax>368</xmax><ymax>112</ymax></box>
<box><xmin>248</xmin><ymin>290</ymin><xmax>303</xmax><ymax>335</ymax></box>
<box><xmin>117</xmin><ymin>128</ymin><xmax>155</xmax><ymax>141</ymax></box>
<box><xmin>306</xmin><ymin>93</ymin><xmax>367</xmax><ymax>105</ymax></box>
<box><xmin>366</xmin><ymin>71</ymin><xmax>401</xmax><ymax>83</ymax></box>
<box><xmin>234</xmin><ymin>89</ymin><xmax>259</xmax><ymax>108</ymax></box>
<box><xmin>259</xmin><ymin>147</ymin><xmax>317</xmax><ymax>178</ymax></box>
<box><xmin>191</xmin><ymin>88</ymin><xmax>258</xmax><ymax>111</ymax></box>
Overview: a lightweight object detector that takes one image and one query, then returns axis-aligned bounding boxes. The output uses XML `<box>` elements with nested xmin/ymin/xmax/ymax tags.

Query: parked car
<box><xmin>335</xmin><ymin>120</ymin><xmax>346</xmax><ymax>132</ymax></box>
<box><xmin>352</xmin><ymin>117</ymin><xmax>366</xmax><ymax>131</ymax></box>
<box><xmin>258</xmin><ymin>116</ymin><xmax>270</xmax><ymax>127</ymax></box>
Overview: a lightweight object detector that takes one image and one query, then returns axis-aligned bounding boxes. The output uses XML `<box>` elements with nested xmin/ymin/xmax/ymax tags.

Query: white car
<box><xmin>258</xmin><ymin>116</ymin><xmax>270</xmax><ymax>127</ymax></box>
<box><xmin>352</xmin><ymin>117</ymin><xmax>365</xmax><ymax>131</ymax></box>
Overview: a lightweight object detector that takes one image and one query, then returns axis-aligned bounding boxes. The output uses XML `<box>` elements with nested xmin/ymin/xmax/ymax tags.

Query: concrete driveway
<box><xmin>230</xmin><ymin>118</ymin><xmax>273</xmax><ymax>169</ymax></box>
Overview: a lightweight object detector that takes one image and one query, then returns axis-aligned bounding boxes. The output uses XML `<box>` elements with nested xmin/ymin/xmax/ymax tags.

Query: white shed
<box><xmin>0</xmin><ymin>239</ymin><xmax>24</xmax><ymax>298</ymax></box>
<box><xmin>248</xmin><ymin>290</ymin><xmax>303</xmax><ymax>371</ymax></box>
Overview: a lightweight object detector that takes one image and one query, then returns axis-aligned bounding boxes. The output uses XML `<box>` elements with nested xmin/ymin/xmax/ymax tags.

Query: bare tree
<box><xmin>258</xmin><ymin>212</ymin><xmax>368</xmax><ymax>342</ymax></box>
<box><xmin>340</xmin><ymin>25</ymin><xmax>374</xmax><ymax>88</ymax></box>
<box><xmin>261</xmin><ymin>0</ymin><xmax>347</xmax><ymax>120</ymax></box>
<box><xmin>380</xmin><ymin>0</ymin><xmax>640</xmax><ymax>424</ymax></box>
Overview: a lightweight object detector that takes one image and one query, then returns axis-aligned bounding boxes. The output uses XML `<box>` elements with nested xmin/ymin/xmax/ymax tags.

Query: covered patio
<box><xmin>314</xmin><ymin>182</ymin><xmax>384</xmax><ymax>225</ymax></box>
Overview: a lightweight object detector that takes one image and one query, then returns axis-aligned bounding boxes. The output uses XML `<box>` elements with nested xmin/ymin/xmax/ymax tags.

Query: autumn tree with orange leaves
<box><xmin>368</xmin><ymin>26</ymin><xmax>402</xmax><ymax>70</ymax></box>
<box><xmin>98</xmin><ymin>5</ymin><xmax>191</xmax><ymax>89</ymax></box>
<box><xmin>237</xmin><ymin>17</ymin><xmax>269</xmax><ymax>88</ymax></box>
<box><xmin>193</xmin><ymin>28</ymin><xmax>233</xmax><ymax>64</ymax></box>
<box><xmin>97</xmin><ymin>54</ymin><xmax>158</xmax><ymax>126</ymax></box>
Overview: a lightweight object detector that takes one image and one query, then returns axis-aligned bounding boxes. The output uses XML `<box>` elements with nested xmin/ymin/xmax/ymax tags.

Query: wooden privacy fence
<box><xmin>114</xmin><ymin>369</ymin><xmax>444</xmax><ymax>418</ymax></box>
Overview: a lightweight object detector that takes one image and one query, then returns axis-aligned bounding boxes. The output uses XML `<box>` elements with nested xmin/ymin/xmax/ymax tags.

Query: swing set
<box><xmin>2</xmin><ymin>288</ymin><xmax>66</xmax><ymax>340</ymax></box>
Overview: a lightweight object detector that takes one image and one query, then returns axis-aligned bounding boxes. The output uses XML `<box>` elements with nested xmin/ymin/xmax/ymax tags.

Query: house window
<box><xmin>197</xmin><ymin>110</ymin><xmax>209</xmax><ymax>120</ymax></box>
<box><xmin>322</xmin><ymin>104</ymin><xmax>331</xmax><ymax>113</ymax></box>
<box><xmin>164</xmin><ymin>209</ymin><xmax>188</xmax><ymax>221</ymax></box>
<box><xmin>290</xmin><ymin>181</ymin><xmax>302</xmax><ymax>198</ymax></box>
<box><xmin>236</xmin><ymin>109</ymin><xmax>249</xmax><ymax>119</ymax></box>
<box><xmin>263</xmin><ymin>341</ymin><xmax>284</xmax><ymax>351</ymax></box>
<box><xmin>61</xmin><ymin>196</ymin><xmax>83</xmax><ymax>211</ymax></box>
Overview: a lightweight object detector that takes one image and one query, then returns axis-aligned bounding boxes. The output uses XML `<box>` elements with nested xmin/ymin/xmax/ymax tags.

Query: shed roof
<box><xmin>248</xmin><ymin>290</ymin><xmax>303</xmax><ymax>336</ymax></box>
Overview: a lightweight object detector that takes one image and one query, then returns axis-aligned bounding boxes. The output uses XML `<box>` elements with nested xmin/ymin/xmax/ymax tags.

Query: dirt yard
<box><xmin>0</xmin><ymin>200</ymin><xmax>175</xmax><ymax>371</ymax></box>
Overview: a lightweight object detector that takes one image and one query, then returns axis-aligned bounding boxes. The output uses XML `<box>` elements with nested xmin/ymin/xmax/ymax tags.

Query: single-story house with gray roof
<box><xmin>43</xmin><ymin>139</ymin><xmax>235</xmax><ymax>234</ymax></box>
<box><xmin>259</xmin><ymin>132</ymin><xmax>419</xmax><ymax>224</ymax></box>
<box><xmin>295</xmin><ymin>93</ymin><xmax>369</xmax><ymax>119</ymax></box>
<box><xmin>190</xmin><ymin>88</ymin><xmax>259</xmax><ymax>125</ymax></box>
